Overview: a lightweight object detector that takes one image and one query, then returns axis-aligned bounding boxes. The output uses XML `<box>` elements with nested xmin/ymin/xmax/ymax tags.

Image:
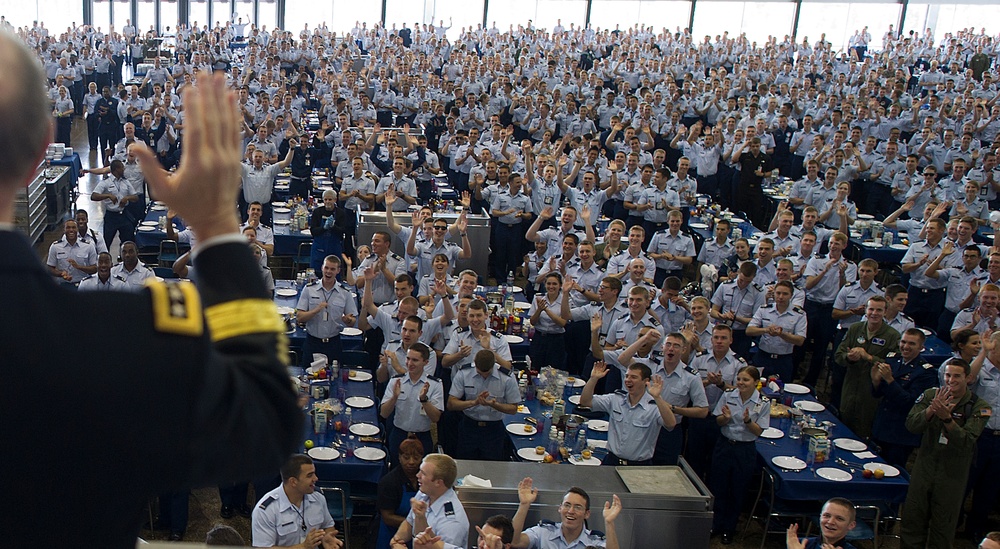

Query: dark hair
<box><xmin>627</xmin><ymin>362</ymin><xmax>652</xmax><ymax>380</ymax></box>
<box><xmin>662</xmin><ymin>276</ymin><xmax>682</xmax><ymax>291</ymax></box>
<box><xmin>485</xmin><ymin>514</ymin><xmax>515</xmax><ymax>544</ymax></box>
<box><xmin>885</xmin><ymin>284</ymin><xmax>907</xmax><ymax>300</ymax></box>
<box><xmin>738</xmin><ymin>365</ymin><xmax>761</xmax><ymax>381</ymax></box>
<box><xmin>399</xmin><ymin>433</ymin><xmax>426</xmax><ymax>457</ymax></box>
<box><xmin>280</xmin><ymin>454</ymin><xmax>313</xmax><ymax>482</ymax></box>
<box><xmin>205</xmin><ymin>524</ymin><xmax>245</xmax><ymax>546</ymax></box>
<box><xmin>408</xmin><ymin>342</ymin><xmax>431</xmax><ymax>362</ymax></box>
<box><xmin>404</xmin><ymin>315</ymin><xmax>424</xmax><ymax>330</ymax></box>
<box><xmin>951</xmin><ymin>329</ymin><xmax>980</xmax><ymax>353</ymax></box>
<box><xmin>824</xmin><ymin>497</ymin><xmax>857</xmax><ymax>523</ymax></box>
<box><xmin>942</xmin><ymin>357</ymin><xmax>972</xmax><ymax>376</ymax></box>
<box><xmin>565</xmin><ymin>486</ymin><xmax>591</xmax><ymax>510</ymax></box>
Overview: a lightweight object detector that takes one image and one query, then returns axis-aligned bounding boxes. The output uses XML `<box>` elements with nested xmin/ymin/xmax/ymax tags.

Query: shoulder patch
<box><xmin>922</xmin><ymin>363</ymin><xmax>934</xmax><ymax>369</ymax></box>
<box><xmin>539</xmin><ymin>520</ymin><xmax>557</xmax><ymax>527</ymax></box>
<box><xmin>792</xmin><ymin>306</ymin><xmax>805</xmax><ymax>314</ymax></box>
<box><xmin>684</xmin><ymin>364</ymin><xmax>698</xmax><ymax>375</ymax></box>
<box><xmin>258</xmin><ymin>495</ymin><xmax>277</xmax><ymax>510</ymax></box>
<box><xmin>427</xmin><ymin>375</ymin><xmax>441</xmax><ymax>382</ymax></box>
<box><xmin>145</xmin><ymin>279</ymin><xmax>204</xmax><ymax>337</ymax></box>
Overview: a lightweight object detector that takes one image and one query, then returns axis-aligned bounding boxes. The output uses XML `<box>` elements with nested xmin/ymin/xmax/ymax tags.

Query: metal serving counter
<box><xmin>357</xmin><ymin>211</ymin><xmax>491</xmax><ymax>275</ymax></box>
<box><xmin>455</xmin><ymin>459</ymin><xmax>713</xmax><ymax>549</ymax></box>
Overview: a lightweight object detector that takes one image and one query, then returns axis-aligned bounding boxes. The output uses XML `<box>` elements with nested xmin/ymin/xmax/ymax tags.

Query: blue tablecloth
<box><xmin>296</xmin><ymin>368</ymin><xmax>387</xmax><ymax>485</ymax></box>
<box><xmin>756</xmin><ymin>392</ymin><xmax>909</xmax><ymax>503</ymax></box>
<box><xmin>52</xmin><ymin>152</ymin><xmax>82</xmax><ymax>182</ymax></box>
<box><xmin>502</xmin><ymin>383</ymin><xmax>610</xmax><ymax>464</ymax></box>
<box><xmin>849</xmin><ymin>231</ymin><xmax>909</xmax><ymax>263</ymax></box>
<box><xmin>134</xmin><ymin>207</ymin><xmax>189</xmax><ymax>250</ymax></box>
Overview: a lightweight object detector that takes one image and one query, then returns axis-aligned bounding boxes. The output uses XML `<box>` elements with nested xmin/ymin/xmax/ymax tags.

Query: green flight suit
<box><xmin>900</xmin><ymin>387</ymin><xmax>991</xmax><ymax>549</ymax></box>
<box><xmin>834</xmin><ymin>320</ymin><xmax>900</xmax><ymax>438</ymax></box>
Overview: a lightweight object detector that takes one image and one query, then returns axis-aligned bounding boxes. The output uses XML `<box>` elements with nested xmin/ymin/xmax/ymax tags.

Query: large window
<box><xmin>487</xmin><ymin>0</ymin><xmax>586</xmax><ymax>33</ymax></box>
<box><xmin>797</xmin><ymin>2</ymin><xmax>900</xmax><ymax>52</ymax></box>
<box><xmin>211</xmin><ymin>0</ymin><xmax>231</xmax><ymax>27</ymax></box>
<box><xmin>93</xmin><ymin>0</ymin><xmax>112</xmax><ymax>33</ymax></box>
<box><xmin>234</xmin><ymin>0</ymin><xmax>252</xmax><ymax>26</ymax></box>
<box><xmin>113</xmin><ymin>0</ymin><xmax>131</xmax><ymax>30</ymax></box>
<box><xmin>590</xmin><ymin>0</ymin><xmax>691</xmax><ymax>33</ymax></box>
<box><xmin>331</xmin><ymin>1</ymin><xmax>381</xmax><ymax>34</ymax></box>
<box><xmin>430</xmin><ymin>0</ymin><xmax>485</xmax><ymax>39</ymax></box>
<box><xmin>160</xmin><ymin>0</ymin><xmax>178</xmax><ymax>34</ymax></box>
<box><xmin>189</xmin><ymin>0</ymin><xmax>209</xmax><ymax>30</ymax></box>
<box><xmin>258</xmin><ymin>0</ymin><xmax>277</xmax><ymax>31</ymax></box>
<box><xmin>137</xmin><ymin>0</ymin><xmax>154</xmax><ymax>34</ymax></box>
<box><xmin>693</xmin><ymin>1</ymin><xmax>794</xmax><ymax>45</ymax></box>
<box><xmin>385</xmin><ymin>0</ymin><xmax>426</xmax><ymax>32</ymax></box>
<box><xmin>285</xmin><ymin>0</ymin><xmax>332</xmax><ymax>34</ymax></box>
<box><xmin>903</xmin><ymin>3</ymin><xmax>1000</xmax><ymax>43</ymax></box>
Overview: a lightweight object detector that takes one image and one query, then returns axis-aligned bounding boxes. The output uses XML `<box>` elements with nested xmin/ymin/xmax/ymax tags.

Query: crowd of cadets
<box><xmin>23</xmin><ymin>14</ymin><xmax>1000</xmax><ymax>545</ymax></box>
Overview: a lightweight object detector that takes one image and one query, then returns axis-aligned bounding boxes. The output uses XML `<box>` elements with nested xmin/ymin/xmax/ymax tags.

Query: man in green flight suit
<box><xmin>834</xmin><ymin>296</ymin><xmax>900</xmax><ymax>438</ymax></box>
<box><xmin>901</xmin><ymin>358</ymin><xmax>992</xmax><ymax>549</ymax></box>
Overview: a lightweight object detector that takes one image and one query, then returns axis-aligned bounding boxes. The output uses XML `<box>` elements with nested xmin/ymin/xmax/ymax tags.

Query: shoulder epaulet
<box><xmin>142</xmin><ymin>264</ymin><xmax>153</xmax><ymax>272</ymax></box>
<box><xmin>458</xmin><ymin>363</ymin><xmax>474</xmax><ymax>370</ymax></box>
<box><xmin>258</xmin><ymin>495</ymin><xmax>277</xmax><ymax>510</ymax></box>
<box><xmin>114</xmin><ymin>275</ymin><xmax>127</xmax><ymax>282</ymax></box>
<box><xmin>815</xmin><ymin>254</ymin><xmax>827</xmax><ymax>259</ymax></box>
<box><xmin>724</xmin><ymin>386</ymin><xmax>737</xmax><ymax>392</ymax></box>
<box><xmin>648</xmin><ymin>316</ymin><xmax>660</xmax><ymax>326</ymax></box>
<box><xmin>456</xmin><ymin>326</ymin><xmax>470</xmax><ymax>333</ymax></box>
<box><xmin>427</xmin><ymin>375</ymin><xmax>441</xmax><ymax>382</ymax></box>
<box><xmin>490</xmin><ymin>329</ymin><xmax>502</xmax><ymax>338</ymax></box>
<box><xmin>390</xmin><ymin>373</ymin><xmax>404</xmax><ymax>379</ymax></box>
<box><xmin>752</xmin><ymin>282</ymin><xmax>763</xmax><ymax>291</ymax></box>
<box><xmin>696</xmin><ymin>350</ymin><xmax>708</xmax><ymax>357</ymax></box>
<box><xmin>962</xmin><ymin>307</ymin><xmax>976</xmax><ymax>313</ymax></box>
<box><xmin>684</xmin><ymin>364</ymin><xmax>698</xmax><ymax>375</ymax></box>
<box><xmin>886</xmin><ymin>352</ymin><xmax>897</xmax><ymax>358</ymax></box>
<box><xmin>389</xmin><ymin>252</ymin><xmax>402</xmax><ymax>260</ymax></box>
<box><xmin>306</xmin><ymin>280</ymin><xmax>319</xmax><ymax>286</ymax></box>
<box><xmin>538</xmin><ymin>520</ymin><xmax>557</xmax><ymax>527</ymax></box>
<box><xmin>844</xmin><ymin>281</ymin><xmax>858</xmax><ymax>287</ymax></box>
<box><xmin>922</xmin><ymin>363</ymin><xmax>935</xmax><ymax>370</ymax></box>
<box><xmin>760</xmin><ymin>303</ymin><xmax>775</xmax><ymax>309</ymax></box>
<box><xmin>614</xmin><ymin>389</ymin><xmax>627</xmax><ymax>395</ymax></box>
<box><xmin>792</xmin><ymin>305</ymin><xmax>805</xmax><ymax>314</ymax></box>
<box><xmin>588</xmin><ymin>529</ymin><xmax>607</xmax><ymax>540</ymax></box>
<box><xmin>144</xmin><ymin>279</ymin><xmax>204</xmax><ymax>337</ymax></box>
<box><xmin>722</xmin><ymin>279</ymin><xmax>736</xmax><ymax>284</ymax></box>
<box><xmin>613</xmin><ymin>249</ymin><xmax>628</xmax><ymax>256</ymax></box>
<box><xmin>81</xmin><ymin>274</ymin><xmax>95</xmax><ymax>280</ymax></box>
<box><xmin>900</xmin><ymin>313</ymin><xmax>913</xmax><ymax>321</ymax></box>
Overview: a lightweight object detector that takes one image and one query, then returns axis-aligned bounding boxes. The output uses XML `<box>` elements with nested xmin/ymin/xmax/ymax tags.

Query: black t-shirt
<box><xmin>377</xmin><ymin>465</ymin><xmax>418</xmax><ymax>512</ymax></box>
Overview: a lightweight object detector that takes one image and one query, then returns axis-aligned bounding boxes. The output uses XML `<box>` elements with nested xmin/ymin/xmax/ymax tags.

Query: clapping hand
<box><xmin>929</xmin><ymin>385</ymin><xmax>956</xmax><ymax>420</ymax></box>
<box><xmin>412</xmin><ymin>527</ymin><xmax>442</xmax><ymax>549</ymax></box>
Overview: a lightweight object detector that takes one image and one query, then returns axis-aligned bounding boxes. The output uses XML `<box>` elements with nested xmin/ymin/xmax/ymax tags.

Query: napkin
<box><xmin>589</xmin><ymin>440</ymin><xmax>608</xmax><ymax>449</ymax></box>
<box><xmin>308</xmin><ymin>357</ymin><xmax>327</xmax><ymax>373</ymax></box>
<box><xmin>461</xmin><ymin>474</ymin><xmax>492</xmax><ymax>488</ymax></box>
<box><xmin>853</xmin><ymin>451</ymin><xmax>877</xmax><ymax>459</ymax></box>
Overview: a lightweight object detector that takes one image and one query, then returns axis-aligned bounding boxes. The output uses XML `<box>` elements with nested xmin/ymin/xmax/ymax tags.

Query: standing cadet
<box><xmin>802</xmin><ymin>232</ymin><xmax>857</xmax><ymax>386</ymax></box>
<box><xmin>870</xmin><ymin>328</ymin><xmax>939</xmax><ymax>468</ymax></box>
<box><xmin>901</xmin><ymin>359</ymin><xmax>991</xmax><ymax>549</ymax></box>
<box><xmin>710</xmin><ymin>262</ymin><xmax>767</xmax><ymax>359</ymax></box>
<box><xmin>901</xmin><ymin>217</ymin><xmax>949</xmax><ymax>330</ymax></box>
<box><xmin>490</xmin><ymin>173</ymin><xmax>533</xmax><ymax>285</ymax></box>
<box><xmin>835</xmin><ymin>296</ymin><xmax>901</xmax><ymax>439</ymax></box>
<box><xmin>746</xmin><ymin>281</ymin><xmax>808</xmax><ymax>382</ymax></box>
<box><xmin>295</xmin><ymin>255</ymin><xmax>359</xmax><ymax>367</ymax></box>
<box><xmin>652</xmin><ymin>332</ymin><xmax>710</xmax><ymax>465</ymax></box>
<box><xmin>647</xmin><ymin>210</ymin><xmax>695</xmax><ymax>286</ymax></box>
<box><xmin>685</xmin><ymin>324</ymin><xmax>742</xmax><ymax>480</ymax></box>
<box><xmin>447</xmin><ymin>350</ymin><xmax>521</xmax><ymax>461</ymax></box>
<box><xmin>711</xmin><ymin>366</ymin><xmax>770</xmax><ymax>544</ymax></box>
<box><xmin>379</xmin><ymin>343</ymin><xmax>444</xmax><ymax>465</ymax></box>
<box><xmin>965</xmin><ymin>331</ymin><xmax>1000</xmax><ymax>541</ymax></box>
<box><xmin>924</xmin><ymin>241</ymin><xmax>986</xmax><ymax>341</ymax></box>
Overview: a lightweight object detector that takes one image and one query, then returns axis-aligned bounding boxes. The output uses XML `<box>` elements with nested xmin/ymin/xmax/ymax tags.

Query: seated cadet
<box><xmin>871</xmin><ymin>328</ymin><xmax>939</xmax><ymax>469</ymax></box>
<box><xmin>710</xmin><ymin>261</ymin><xmax>766</xmax><ymax>359</ymax></box>
<box><xmin>950</xmin><ymin>283</ymin><xmax>1000</xmax><ymax>340</ymax></box>
<box><xmin>379</xmin><ymin>342</ymin><xmax>443</xmax><ymax>465</ymax></box>
<box><xmin>110</xmin><ymin>241</ymin><xmax>154</xmax><ymax>291</ymax></box>
<box><xmin>295</xmin><ymin>255</ymin><xmax>359</xmax><ymax>367</ymax></box>
<box><xmin>390</xmin><ymin>454</ymin><xmax>469</xmax><ymax>549</ymax></box>
<box><xmin>251</xmin><ymin>454</ymin><xmax>343</xmax><ymax>549</ymax></box>
<box><xmin>448</xmin><ymin>349</ymin><xmax>521</xmax><ymax>460</ymax></box>
<box><xmin>78</xmin><ymin>251</ymin><xmax>127</xmax><ymax>291</ymax></box>
<box><xmin>747</xmin><ymin>281</ymin><xmax>807</xmax><ymax>382</ymax></box>
<box><xmin>786</xmin><ymin>498</ymin><xmax>858</xmax><ymax>549</ymax></box>
<box><xmin>511</xmin><ymin>479</ymin><xmax>622</xmax><ymax>549</ymax></box>
<box><xmin>411</xmin><ymin>514</ymin><xmax>515</xmax><ymax>549</ymax></box>
<box><xmin>582</xmin><ymin>356</ymin><xmax>672</xmax><ymax>466</ymax></box>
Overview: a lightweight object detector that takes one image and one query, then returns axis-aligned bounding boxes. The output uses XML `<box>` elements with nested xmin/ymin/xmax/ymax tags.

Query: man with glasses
<box><xmin>511</xmin><ymin>479</ymin><xmax>622</xmax><ymax>549</ymax></box>
<box><xmin>407</xmin><ymin>215</ymin><xmax>471</xmax><ymax>281</ymax></box>
<box><xmin>903</xmin><ymin>166</ymin><xmax>948</xmax><ymax>218</ymax></box>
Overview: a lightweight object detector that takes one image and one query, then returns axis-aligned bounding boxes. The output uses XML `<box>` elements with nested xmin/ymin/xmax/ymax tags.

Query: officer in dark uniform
<box><xmin>0</xmin><ymin>61</ymin><xmax>301</xmax><ymax>547</ymax></box>
<box><xmin>901</xmin><ymin>359</ymin><xmax>991</xmax><ymax>549</ymax></box>
<box><xmin>870</xmin><ymin>328</ymin><xmax>939</xmax><ymax>468</ymax></box>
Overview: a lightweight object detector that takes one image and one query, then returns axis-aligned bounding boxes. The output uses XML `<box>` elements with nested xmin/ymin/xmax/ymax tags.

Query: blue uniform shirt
<box><xmin>590</xmin><ymin>389</ymin><xmax>664</xmax><ymax>461</ymax></box>
<box><xmin>251</xmin><ymin>485</ymin><xmax>335</xmax><ymax>547</ymax></box>
<box><xmin>449</xmin><ymin>366</ymin><xmax>521</xmax><ymax>421</ymax></box>
<box><xmin>713</xmin><ymin>388</ymin><xmax>770</xmax><ymax>442</ymax></box>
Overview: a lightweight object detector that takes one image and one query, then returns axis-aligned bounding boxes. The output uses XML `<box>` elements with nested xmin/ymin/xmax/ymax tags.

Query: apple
<box><xmin>543</xmin><ymin>454</ymin><xmax>554</xmax><ymax>463</ymax></box>
<box><xmin>304</xmin><ymin>439</ymin><xmax>315</xmax><ymax>449</ymax></box>
<box><xmin>317</xmin><ymin>369</ymin><xmax>328</xmax><ymax>379</ymax></box>
<box><xmin>862</xmin><ymin>469</ymin><xmax>873</xmax><ymax>478</ymax></box>
<box><xmin>873</xmin><ymin>469</ymin><xmax>885</xmax><ymax>479</ymax></box>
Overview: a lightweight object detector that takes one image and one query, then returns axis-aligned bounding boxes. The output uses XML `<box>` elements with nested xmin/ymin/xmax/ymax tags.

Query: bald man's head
<box><xmin>0</xmin><ymin>32</ymin><xmax>50</xmax><ymax>186</ymax></box>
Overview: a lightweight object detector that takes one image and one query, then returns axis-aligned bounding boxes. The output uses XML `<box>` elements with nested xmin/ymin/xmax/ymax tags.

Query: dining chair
<box><xmin>294</xmin><ymin>242</ymin><xmax>312</xmax><ymax>276</ymax></box>
<box><xmin>319</xmin><ymin>482</ymin><xmax>354</xmax><ymax>547</ymax></box>
<box><xmin>741</xmin><ymin>468</ymin><xmax>817</xmax><ymax>549</ymax></box>
<box><xmin>157</xmin><ymin>239</ymin><xmax>180</xmax><ymax>267</ymax></box>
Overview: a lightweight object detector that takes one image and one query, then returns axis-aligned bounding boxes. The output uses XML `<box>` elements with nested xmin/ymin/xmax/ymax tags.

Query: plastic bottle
<box><xmin>345</xmin><ymin>406</ymin><xmax>353</xmax><ymax>427</ymax></box>
<box><xmin>547</xmin><ymin>426</ymin><xmax>559</xmax><ymax>456</ymax></box>
<box><xmin>576</xmin><ymin>427</ymin><xmax>588</xmax><ymax>454</ymax></box>
<box><xmin>566</xmin><ymin>415</ymin><xmax>579</xmax><ymax>449</ymax></box>
<box><xmin>505</xmin><ymin>293</ymin><xmax>515</xmax><ymax>314</ymax></box>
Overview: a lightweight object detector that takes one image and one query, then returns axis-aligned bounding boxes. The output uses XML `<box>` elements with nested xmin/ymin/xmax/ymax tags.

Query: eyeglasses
<box><xmin>559</xmin><ymin>503</ymin><xmax>587</xmax><ymax>512</ymax></box>
<box><xmin>923</xmin><ymin>173</ymin><xmax>936</xmax><ymax>176</ymax></box>
<box><xmin>433</xmin><ymin>226</ymin><xmax>448</xmax><ymax>231</ymax></box>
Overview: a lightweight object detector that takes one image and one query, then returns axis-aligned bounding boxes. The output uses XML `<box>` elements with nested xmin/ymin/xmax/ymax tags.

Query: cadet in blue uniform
<box><xmin>511</xmin><ymin>480</ymin><xmax>622</xmax><ymax>549</ymax></box>
<box><xmin>871</xmin><ymin>328</ymin><xmax>939</xmax><ymax>468</ymax></box>
<box><xmin>786</xmin><ymin>498</ymin><xmax>859</xmax><ymax>549</ymax></box>
<box><xmin>965</xmin><ymin>331</ymin><xmax>1000</xmax><ymax>540</ymax></box>
<box><xmin>251</xmin><ymin>455</ymin><xmax>342</xmax><ymax>549</ymax></box>
<box><xmin>685</xmin><ymin>324</ymin><xmax>742</xmax><ymax>479</ymax></box>
<box><xmin>802</xmin><ymin>231</ymin><xmax>857</xmax><ymax>386</ymax></box>
<box><xmin>900</xmin><ymin>217</ymin><xmax>949</xmax><ymax>329</ymax></box>
<box><xmin>389</xmin><ymin>454</ymin><xmax>469</xmax><ymax>549</ymax></box>
<box><xmin>747</xmin><ymin>281</ymin><xmax>808</xmax><ymax>381</ymax></box>
<box><xmin>582</xmin><ymin>357</ymin><xmax>673</xmax><ymax>465</ymax></box>
<box><xmin>379</xmin><ymin>343</ymin><xmax>444</xmax><ymax>465</ymax></box>
<box><xmin>448</xmin><ymin>349</ymin><xmax>521</xmax><ymax>460</ymax></box>
<box><xmin>710</xmin><ymin>262</ymin><xmax>767</xmax><ymax>358</ymax></box>
<box><xmin>711</xmin><ymin>366</ymin><xmax>770</xmax><ymax>545</ymax></box>
<box><xmin>529</xmin><ymin>272</ymin><xmax>570</xmax><ymax>371</ymax></box>
<box><xmin>652</xmin><ymin>332</ymin><xmax>710</xmax><ymax>465</ymax></box>
<box><xmin>296</xmin><ymin>255</ymin><xmax>359</xmax><ymax>367</ymax></box>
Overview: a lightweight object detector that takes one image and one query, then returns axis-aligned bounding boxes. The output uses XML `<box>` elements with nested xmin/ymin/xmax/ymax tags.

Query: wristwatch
<box><xmin>419</xmin><ymin>396</ymin><xmax>429</xmax><ymax>403</ymax></box>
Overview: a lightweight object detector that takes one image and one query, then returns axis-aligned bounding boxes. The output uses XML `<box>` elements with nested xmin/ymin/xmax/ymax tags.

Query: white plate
<box><xmin>354</xmin><ymin>447</ymin><xmax>387</xmax><ymax>461</ymax></box>
<box><xmin>511</xmin><ymin>286</ymin><xmax>524</xmax><ymax>293</ymax></box>
<box><xmin>347</xmin><ymin>370</ymin><xmax>373</xmax><ymax>382</ymax></box>
<box><xmin>918</xmin><ymin>328</ymin><xmax>933</xmax><ymax>337</ymax></box>
<box><xmin>137</xmin><ymin>226</ymin><xmax>156</xmax><ymax>232</ymax></box>
<box><xmin>862</xmin><ymin>463</ymin><xmax>900</xmax><ymax>477</ymax></box>
<box><xmin>276</xmin><ymin>306</ymin><xmax>295</xmax><ymax>315</ymax></box>
<box><xmin>570</xmin><ymin>456</ymin><xmax>601</xmax><ymax>466</ymax></box>
<box><xmin>772</xmin><ymin>456</ymin><xmax>807</xmax><ymax>471</ymax></box>
<box><xmin>586</xmin><ymin>419</ymin><xmax>609</xmax><ymax>432</ymax></box>
<box><xmin>816</xmin><ymin>467</ymin><xmax>852</xmax><ymax>482</ymax></box>
<box><xmin>140</xmin><ymin>220</ymin><xmax>158</xmax><ymax>226</ymax></box>
<box><xmin>589</xmin><ymin>439</ymin><xmax>608</xmax><ymax>449</ymax></box>
<box><xmin>731</xmin><ymin>217</ymin><xmax>746</xmax><ymax>223</ymax></box>
<box><xmin>274</xmin><ymin>219</ymin><xmax>291</xmax><ymax>225</ymax></box>
<box><xmin>689</xmin><ymin>222</ymin><xmax>709</xmax><ymax>229</ymax></box>
<box><xmin>833</xmin><ymin>438</ymin><xmax>867</xmax><ymax>452</ymax></box>
<box><xmin>858</xmin><ymin>214</ymin><xmax>875</xmax><ymax>220</ymax></box>
<box><xmin>505</xmin><ymin>335</ymin><xmax>524</xmax><ymax>344</ymax></box>
<box><xmin>342</xmin><ymin>327</ymin><xmax>363</xmax><ymax>336</ymax></box>
<box><xmin>273</xmin><ymin>207</ymin><xmax>291</xmax><ymax>213</ymax></box>
<box><xmin>567</xmin><ymin>377</ymin><xmax>586</xmax><ymax>388</ymax></box>
<box><xmin>794</xmin><ymin>400</ymin><xmax>826</xmax><ymax>413</ymax></box>
<box><xmin>344</xmin><ymin>396</ymin><xmax>375</xmax><ymax>409</ymax></box>
<box><xmin>515</xmin><ymin>301</ymin><xmax>531</xmax><ymax>310</ymax></box>
<box><xmin>307</xmin><ymin>447</ymin><xmax>341</xmax><ymax>461</ymax></box>
<box><xmin>275</xmin><ymin>288</ymin><xmax>298</xmax><ymax>297</ymax></box>
<box><xmin>151</xmin><ymin>205</ymin><xmax>167</xmax><ymax>211</ymax></box>
<box><xmin>568</xmin><ymin>395</ymin><xmax>581</xmax><ymax>405</ymax></box>
<box><xmin>517</xmin><ymin>447</ymin><xmax>546</xmax><ymax>461</ymax></box>
<box><xmin>890</xmin><ymin>244</ymin><xmax>908</xmax><ymax>250</ymax></box>
<box><xmin>349</xmin><ymin>423</ymin><xmax>380</xmax><ymax>436</ymax></box>
<box><xmin>760</xmin><ymin>427</ymin><xmax>785</xmax><ymax>439</ymax></box>
<box><xmin>300</xmin><ymin>229</ymin><xmax>311</xmax><ymax>236</ymax></box>
<box><xmin>783</xmin><ymin>383</ymin><xmax>810</xmax><ymax>395</ymax></box>
<box><xmin>506</xmin><ymin>423</ymin><xmax>537</xmax><ymax>436</ymax></box>
<box><xmin>272</xmin><ymin>202</ymin><xmax>287</xmax><ymax>208</ymax></box>
<box><xmin>517</xmin><ymin>405</ymin><xmax>529</xmax><ymax>414</ymax></box>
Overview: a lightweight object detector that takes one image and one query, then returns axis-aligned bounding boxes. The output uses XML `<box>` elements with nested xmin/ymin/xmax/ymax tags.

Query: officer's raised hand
<box><xmin>591</xmin><ymin>360</ymin><xmax>610</xmax><ymax>380</ymax></box>
<box><xmin>135</xmin><ymin>74</ymin><xmax>242</xmax><ymax>242</ymax></box>
<box><xmin>517</xmin><ymin>477</ymin><xmax>538</xmax><ymax>505</ymax></box>
<box><xmin>603</xmin><ymin>494</ymin><xmax>622</xmax><ymax>524</ymax></box>
<box><xmin>590</xmin><ymin>312</ymin><xmax>602</xmax><ymax>332</ymax></box>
